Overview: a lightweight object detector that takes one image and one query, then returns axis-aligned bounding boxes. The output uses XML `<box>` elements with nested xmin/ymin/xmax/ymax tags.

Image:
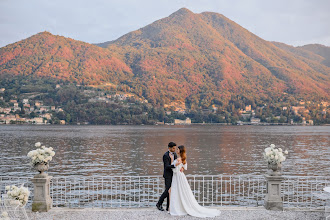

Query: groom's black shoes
<box><xmin>156</xmin><ymin>203</ymin><xmax>164</xmax><ymax>211</ymax></box>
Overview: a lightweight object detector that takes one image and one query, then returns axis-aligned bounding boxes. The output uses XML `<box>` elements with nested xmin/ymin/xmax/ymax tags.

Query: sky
<box><xmin>0</xmin><ymin>0</ymin><xmax>329</xmax><ymax>48</ymax></box>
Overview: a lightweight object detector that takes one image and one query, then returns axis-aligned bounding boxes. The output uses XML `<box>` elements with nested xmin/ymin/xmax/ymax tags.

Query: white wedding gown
<box><xmin>170</xmin><ymin>160</ymin><xmax>221</xmax><ymax>218</ymax></box>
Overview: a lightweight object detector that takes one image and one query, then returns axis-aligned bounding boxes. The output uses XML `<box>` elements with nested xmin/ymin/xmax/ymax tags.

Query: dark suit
<box><xmin>157</xmin><ymin>151</ymin><xmax>177</xmax><ymax>210</ymax></box>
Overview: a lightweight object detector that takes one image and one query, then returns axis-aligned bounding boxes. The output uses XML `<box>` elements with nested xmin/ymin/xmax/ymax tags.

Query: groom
<box><xmin>156</xmin><ymin>142</ymin><xmax>183</xmax><ymax>211</ymax></box>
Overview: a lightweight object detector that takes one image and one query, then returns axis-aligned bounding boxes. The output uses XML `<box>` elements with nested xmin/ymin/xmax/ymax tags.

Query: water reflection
<box><xmin>0</xmin><ymin>125</ymin><xmax>329</xmax><ymax>177</ymax></box>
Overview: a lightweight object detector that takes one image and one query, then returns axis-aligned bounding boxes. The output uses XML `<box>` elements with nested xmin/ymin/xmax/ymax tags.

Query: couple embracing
<box><xmin>156</xmin><ymin>142</ymin><xmax>221</xmax><ymax>218</ymax></box>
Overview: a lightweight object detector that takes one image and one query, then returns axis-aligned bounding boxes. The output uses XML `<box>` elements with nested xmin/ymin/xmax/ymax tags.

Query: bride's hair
<box><xmin>178</xmin><ymin>145</ymin><xmax>187</xmax><ymax>164</ymax></box>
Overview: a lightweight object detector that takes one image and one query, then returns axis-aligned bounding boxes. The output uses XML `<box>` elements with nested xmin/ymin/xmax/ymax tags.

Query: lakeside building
<box><xmin>35</xmin><ymin>101</ymin><xmax>43</xmax><ymax>108</ymax></box>
<box><xmin>40</xmin><ymin>113</ymin><xmax>52</xmax><ymax>120</ymax></box>
<box><xmin>250</xmin><ymin>117</ymin><xmax>261</xmax><ymax>124</ymax></box>
<box><xmin>0</xmin><ymin>115</ymin><xmax>16</xmax><ymax>124</ymax></box>
<box><xmin>174</xmin><ymin>118</ymin><xmax>191</xmax><ymax>125</ymax></box>
<box><xmin>30</xmin><ymin>117</ymin><xmax>45</xmax><ymax>124</ymax></box>
<box><xmin>245</xmin><ymin>105</ymin><xmax>251</xmax><ymax>111</ymax></box>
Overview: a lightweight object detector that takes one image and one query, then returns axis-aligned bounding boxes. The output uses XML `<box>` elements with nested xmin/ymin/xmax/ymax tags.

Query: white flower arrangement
<box><xmin>5</xmin><ymin>184</ymin><xmax>30</xmax><ymax>207</ymax></box>
<box><xmin>263</xmin><ymin>144</ymin><xmax>288</xmax><ymax>165</ymax></box>
<box><xmin>27</xmin><ymin>142</ymin><xmax>55</xmax><ymax>166</ymax></box>
<box><xmin>0</xmin><ymin>211</ymin><xmax>10</xmax><ymax>220</ymax></box>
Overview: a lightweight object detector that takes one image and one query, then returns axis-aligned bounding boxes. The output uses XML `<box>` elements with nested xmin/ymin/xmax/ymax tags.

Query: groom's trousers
<box><xmin>157</xmin><ymin>177</ymin><xmax>172</xmax><ymax>210</ymax></box>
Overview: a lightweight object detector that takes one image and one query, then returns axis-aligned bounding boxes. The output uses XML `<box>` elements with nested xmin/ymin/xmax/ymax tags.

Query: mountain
<box><xmin>0</xmin><ymin>8</ymin><xmax>329</xmax><ymax>109</ymax></box>
<box><xmin>299</xmin><ymin>44</ymin><xmax>330</xmax><ymax>67</ymax></box>
<box><xmin>272</xmin><ymin>42</ymin><xmax>330</xmax><ymax>67</ymax></box>
<box><xmin>0</xmin><ymin>31</ymin><xmax>132</xmax><ymax>85</ymax></box>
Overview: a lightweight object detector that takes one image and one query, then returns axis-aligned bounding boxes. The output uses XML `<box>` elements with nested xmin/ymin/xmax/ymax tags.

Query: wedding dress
<box><xmin>169</xmin><ymin>160</ymin><xmax>221</xmax><ymax>217</ymax></box>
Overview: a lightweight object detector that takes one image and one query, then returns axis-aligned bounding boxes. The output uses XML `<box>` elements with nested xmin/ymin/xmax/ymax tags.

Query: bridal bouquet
<box><xmin>5</xmin><ymin>184</ymin><xmax>30</xmax><ymax>207</ymax></box>
<box><xmin>263</xmin><ymin>144</ymin><xmax>288</xmax><ymax>165</ymax></box>
<box><xmin>27</xmin><ymin>142</ymin><xmax>55</xmax><ymax>166</ymax></box>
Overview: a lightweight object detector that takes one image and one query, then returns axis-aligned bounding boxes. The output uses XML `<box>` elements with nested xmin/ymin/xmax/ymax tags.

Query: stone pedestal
<box><xmin>264</xmin><ymin>174</ymin><xmax>284</xmax><ymax>211</ymax></box>
<box><xmin>31</xmin><ymin>174</ymin><xmax>52</xmax><ymax>212</ymax></box>
<box><xmin>325</xmin><ymin>201</ymin><xmax>330</xmax><ymax>220</ymax></box>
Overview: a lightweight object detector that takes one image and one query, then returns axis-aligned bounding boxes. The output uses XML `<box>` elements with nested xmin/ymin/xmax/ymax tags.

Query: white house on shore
<box><xmin>174</xmin><ymin>118</ymin><xmax>191</xmax><ymax>125</ymax></box>
<box><xmin>251</xmin><ymin>117</ymin><xmax>261</xmax><ymax>124</ymax></box>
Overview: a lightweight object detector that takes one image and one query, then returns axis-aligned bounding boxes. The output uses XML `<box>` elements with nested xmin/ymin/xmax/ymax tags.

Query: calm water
<box><xmin>0</xmin><ymin>125</ymin><xmax>329</xmax><ymax>177</ymax></box>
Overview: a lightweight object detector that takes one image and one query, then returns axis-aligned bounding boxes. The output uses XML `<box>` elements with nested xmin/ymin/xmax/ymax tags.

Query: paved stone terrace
<box><xmin>28</xmin><ymin>207</ymin><xmax>325</xmax><ymax>220</ymax></box>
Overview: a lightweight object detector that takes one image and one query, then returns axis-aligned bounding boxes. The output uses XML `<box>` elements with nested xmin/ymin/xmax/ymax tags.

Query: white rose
<box><xmin>41</xmin><ymin>146</ymin><xmax>45</xmax><ymax>149</ymax></box>
<box><xmin>278</xmin><ymin>148</ymin><xmax>282</xmax><ymax>152</ymax></box>
<box><xmin>271</xmin><ymin>155</ymin><xmax>274</xmax><ymax>159</ymax></box>
<box><xmin>51</xmin><ymin>152</ymin><xmax>55</xmax><ymax>156</ymax></box>
<box><xmin>270</xmin><ymin>144</ymin><xmax>275</xmax><ymax>148</ymax></box>
<box><xmin>35</xmin><ymin>142</ymin><xmax>41</xmax><ymax>147</ymax></box>
<box><xmin>38</xmin><ymin>155</ymin><xmax>44</xmax><ymax>161</ymax></box>
<box><xmin>275</xmin><ymin>155</ymin><xmax>279</xmax><ymax>160</ymax></box>
<box><xmin>284</xmin><ymin>150</ymin><xmax>288</xmax><ymax>154</ymax></box>
<box><xmin>45</xmin><ymin>156</ymin><xmax>51</xmax><ymax>162</ymax></box>
<box><xmin>49</xmin><ymin>147</ymin><xmax>53</xmax><ymax>151</ymax></box>
<box><xmin>5</xmin><ymin>186</ymin><xmax>10</xmax><ymax>190</ymax></box>
<box><xmin>1</xmin><ymin>211</ymin><xmax>9</xmax><ymax>217</ymax></box>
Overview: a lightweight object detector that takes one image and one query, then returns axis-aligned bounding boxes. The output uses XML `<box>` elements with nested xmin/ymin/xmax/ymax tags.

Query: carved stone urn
<box><xmin>34</xmin><ymin>162</ymin><xmax>49</xmax><ymax>177</ymax></box>
<box><xmin>267</xmin><ymin>162</ymin><xmax>282</xmax><ymax>176</ymax></box>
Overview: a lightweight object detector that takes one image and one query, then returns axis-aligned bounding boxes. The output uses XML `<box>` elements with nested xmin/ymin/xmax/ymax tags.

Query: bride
<box><xmin>169</xmin><ymin>145</ymin><xmax>221</xmax><ymax>218</ymax></box>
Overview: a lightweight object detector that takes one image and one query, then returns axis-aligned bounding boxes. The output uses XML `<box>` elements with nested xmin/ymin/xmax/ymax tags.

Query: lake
<box><xmin>0</xmin><ymin>125</ymin><xmax>329</xmax><ymax>177</ymax></box>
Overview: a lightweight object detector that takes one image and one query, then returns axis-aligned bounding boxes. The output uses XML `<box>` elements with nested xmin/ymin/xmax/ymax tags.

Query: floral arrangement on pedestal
<box><xmin>27</xmin><ymin>142</ymin><xmax>55</xmax><ymax>175</ymax></box>
<box><xmin>263</xmin><ymin>144</ymin><xmax>288</xmax><ymax>175</ymax></box>
<box><xmin>5</xmin><ymin>184</ymin><xmax>30</xmax><ymax>207</ymax></box>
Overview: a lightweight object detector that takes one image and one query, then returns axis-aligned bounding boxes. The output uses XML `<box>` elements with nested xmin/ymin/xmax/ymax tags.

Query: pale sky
<box><xmin>0</xmin><ymin>0</ymin><xmax>329</xmax><ymax>48</ymax></box>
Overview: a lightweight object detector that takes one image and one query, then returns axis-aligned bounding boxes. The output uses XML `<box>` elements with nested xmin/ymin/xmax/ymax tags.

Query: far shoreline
<box><xmin>0</xmin><ymin>123</ymin><xmax>329</xmax><ymax>126</ymax></box>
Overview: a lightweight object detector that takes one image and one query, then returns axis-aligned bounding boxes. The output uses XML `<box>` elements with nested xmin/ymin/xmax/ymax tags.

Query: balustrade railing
<box><xmin>1</xmin><ymin>175</ymin><xmax>329</xmax><ymax>210</ymax></box>
<box><xmin>50</xmin><ymin>175</ymin><xmax>266</xmax><ymax>208</ymax></box>
<box><xmin>282</xmin><ymin>176</ymin><xmax>330</xmax><ymax>210</ymax></box>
